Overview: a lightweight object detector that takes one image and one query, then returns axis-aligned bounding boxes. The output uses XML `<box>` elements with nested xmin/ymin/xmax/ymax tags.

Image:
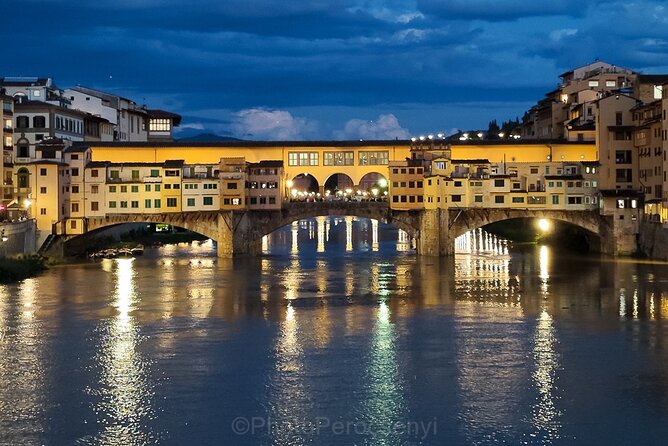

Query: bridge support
<box><xmin>417</xmin><ymin>209</ymin><xmax>453</xmax><ymax>256</ymax></box>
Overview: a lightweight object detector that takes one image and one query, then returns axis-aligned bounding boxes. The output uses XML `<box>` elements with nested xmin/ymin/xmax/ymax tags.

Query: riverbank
<box><xmin>0</xmin><ymin>255</ymin><xmax>48</xmax><ymax>283</ymax></box>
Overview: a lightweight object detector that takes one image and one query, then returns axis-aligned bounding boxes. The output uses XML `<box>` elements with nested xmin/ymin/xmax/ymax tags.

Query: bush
<box><xmin>0</xmin><ymin>254</ymin><xmax>48</xmax><ymax>283</ymax></box>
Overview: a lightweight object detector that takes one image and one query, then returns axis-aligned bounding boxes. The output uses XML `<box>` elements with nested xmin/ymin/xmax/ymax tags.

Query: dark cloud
<box><xmin>3</xmin><ymin>0</ymin><xmax>668</xmax><ymax>139</ymax></box>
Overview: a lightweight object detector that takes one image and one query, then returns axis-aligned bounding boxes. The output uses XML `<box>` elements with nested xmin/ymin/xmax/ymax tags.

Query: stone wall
<box><xmin>638</xmin><ymin>220</ymin><xmax>668</xmax><ymax>260</ymax></box>
<box><xmin>0</xmin><ymin>219</ymin><xmax>37</xmax><ymax>256</ymax></box>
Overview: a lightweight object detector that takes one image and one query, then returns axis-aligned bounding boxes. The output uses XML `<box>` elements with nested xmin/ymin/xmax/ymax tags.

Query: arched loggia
<box><xmin>324</xmin><ymin>173</ymin><xmax>354</xmax><ymax>194</ymax></box>
<box><xmin>290</xmin><ymin>173</ymin><xmax>320</xmax><ymax>194</ymax></box>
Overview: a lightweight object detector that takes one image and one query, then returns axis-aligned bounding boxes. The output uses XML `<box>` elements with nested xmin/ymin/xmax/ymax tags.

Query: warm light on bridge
<box><xmin>536</xmin><ymin>218</ymin><xmax>551</xmax><ymax>233</ymax></box>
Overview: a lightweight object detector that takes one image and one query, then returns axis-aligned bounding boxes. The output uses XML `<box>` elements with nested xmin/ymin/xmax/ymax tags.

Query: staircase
<box><xmin>37</xmin><ymin>234</ymin><xmax>58</xmax><ymax>256</ymax></box>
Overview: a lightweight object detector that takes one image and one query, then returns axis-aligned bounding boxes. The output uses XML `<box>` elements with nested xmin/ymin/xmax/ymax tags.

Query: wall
<box><xmin>0</xmin><ymin>219</ymin><xmax>37</xmax><ymax>256</ymax></box>
<box><xmin>639</xmin><ymin>220</ymin><xmax>668</xmax><ymax>260</ymax></box>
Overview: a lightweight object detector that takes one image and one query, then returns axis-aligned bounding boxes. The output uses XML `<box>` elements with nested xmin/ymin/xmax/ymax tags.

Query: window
<box><xmin>165</xmin><ymin>170</ymin><xmax>180</xmax><ymax>177</ymax></box>
<box><xmin>227</xmin><ymin>183</ymin><xmax>237</xmax><ymax>189</ymax></box>
<box><xmin>72</xmin><ymin>185</ymin><xmax>79</xmax><ymax>194</ymax></box>
<box><xmin>474</xmin><ymin>195</ymin><xmax>483</xmax><ymax>203</ymax></box>
<box><xmin>109</xmin><ymin>201</ymin><xmax>117</xmax><ymax>208</ymax></box>
<box><xmin>39</xmin><ymin>168</ymin><xmax>47</xmax><ymax>176</ymax></box>
<box><xmin>154</xmin><ymin>199</ymin><xmax>161</xmax><ymax>208</ymax></box>
<box><xmin>494</xmin><ymin>179</ymin><xmax>505</xmax><ymax>187</ymax></box>
<box><xmin>149</xmin><ymin>118</ymin><xmax>171</xmax><ymax>132</ymax></box>
<box><xmin>120</xmin><ymin>201</ymin><xmax>128</xmax><ymax>208</ymax></box>
<box><xmin>145</xmin><ymin>199</ymin><xmax>152</xmax><ymax>208</ymax></box>
<box><xmin>288</xmin><ymin>152</ymin><xmax>318</xmax><ymax>166</ymax></box>
<box><xmin>323</xmin><ymin>151</ymin><xmax>354</xmax><ymax>166</ymax></box>
<box><xmin>33</xmin><ymin>116</ymin><xmax>46</xmax><ymax>128</ymax></box>
<box><xmin>150</xmin><ymin>169</ymin><xmax>160</xmax><ymax>177</ymax></box>
<box><xmin>232</xmin><ymin>198</ymin><xmax>240</xmax><ymax>205</ymax></box>
<box><xmin>70</xmin><ymin>220</ymin><xmax>77</xmax><ymax>229</ymax></box>
<box><xmin>173</xmin><ymin>184</ymin><xmax>180</xmax><ymax>190</ymax></box>
<box><xmin>164</xmin><ymin>184</ymin><xmax>171</xmax><ymax>189</ymax></box>
<box><xmin>145</xmin><ymin>185</ymin><xmax>151</xmax><ymax>192</ymax></box>
<box><xmin>187</xmin><ymin>198</ymin><xmax>195</xmax><ymax>207</ymax></box>
<box><xmin>40</xmin><ymin>187</ymin><xmax>47</xmax><ymax>194</ymax></box>
<box><xmin>121</xmin><ymin>186</ymin><xmax>127</xmax><ymax>193</ymax></box>
<box><xmin>131</xmin><ymin>186</ymin><xmax>139</xmax><ymax>193</ymax></box>
<box><xmin>91</xmin><ymin>202</ymin><xmax>99</xmax><ymax>211</ymax></box>
<box><xmin>358</xmin><ymin>151</ymin><xmax>389</xmax><ymax>165</ymax></box>
<box><xmin>16</xmin><ymin>116</ymin><xmax>29</xmax><ymax>129</ymax></box>
<box><xmin>132</xmin><ymin>170</ymin><xmax>140</xmax><ymax>180</ymax></box>
<box><xmin>454</xmin><ymin>181</ymin><xmax>462</xmax><ymax>187</ymax></box>
<box><xmin>616</xmin><ymin>112</ymin><xmax>623</xmax><ymax>126</ymax></box>
<box><xmin>91</xmin><ymin>185</ymin><xmax>99</xmax><ymax>194</ymax></box>
<box><xmin>131</xmin><ymin>201</ymin><xmax>139</xmax><ymax>208</ymax></box>
<box><xmin>40</xmin><ymin>208</ymin><xmax>47</xmax><ymax>215</ymax></box>
<box><xmin>204</xmin><ymin>183</ymin><xmax>217</xmax><ymax>190</ymax></box>
<box><xmin>110</xmin><ymin>170</ymin><xmax>119</xmax><ymax>179</ymax></box>
<box><xmin>269</xmin><ymin>197</ymin><xmax>276</xmax><ymax>204</ymax></box>
<box><xmin>530</xmin><ymin>168</ymin><xmax>538</xmax><ymax>174</ymax></box>
<box><xmin>155</xmin><ymin>185</ymin><xmax>161</xmax><ymax>191</ymax></box>
<box><xmin>494</xmin><ymin>196</ymin><xmax>504</xmax><ymax>204</ymax></box>
<box><xmin>109</xmin><ymin>186</ymin><xmax>117</xmax><ymax>193</ymax></box>
<box><xmin>167</xmin><ymin>198</ymin><xmax>177</xmax><ymax>207</ymax></box>
<box><xmin>451</xmin><ymin>195</ymin><xmax>462</xmax><ymax>202</ymax></box>
<box><xmin>588</xmin><ymin>80</ymin><xmax>599</xmax><ymax>87</ymax></box>
<box><xmin>512</xmin><ymin>197</ymin><xmax>524</xmax><ymax>203</ymax></box>
<box><xmin>606</xmin><ymin>80</ymin><xmax>616</xmax><ymax>88</ymax></box>
<box><xmin>567</xmin><ymin>196</ymin><xmax>583</xmax><ymax>205</ymax></box>
<box><xmin>91</xmin><ymin>169</ymin><xmax>99</xmax><ymax>178</ymax></box>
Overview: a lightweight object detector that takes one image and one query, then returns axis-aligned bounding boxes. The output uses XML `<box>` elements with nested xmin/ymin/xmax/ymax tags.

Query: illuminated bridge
<box><xmin>55</xmin><ymin>201</ymin><xmax>618</xmax><ymax>257</ymax></box>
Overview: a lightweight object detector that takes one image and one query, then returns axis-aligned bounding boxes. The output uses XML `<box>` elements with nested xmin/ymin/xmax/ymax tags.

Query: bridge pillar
<box><xmin>232</xmin><ymin>213</ymin><xmax>263</xmax><ymax>256</ymax></box>
<box><xmin>217</xmin><ymin>213</ymin><xmax>234</xmax><ymax>258</ymax></box>
<box><xmin>417</xmin><ymin>209</ymin><xmax>452</xmax><ymax>256</ymax></box>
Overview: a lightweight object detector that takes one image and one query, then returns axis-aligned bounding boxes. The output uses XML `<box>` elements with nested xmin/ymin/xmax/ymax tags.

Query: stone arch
<box><xmin>290</xmin><ymin>173</ymin><xmax>319</xmax><ymax>194</ymax></box>
<box><xmin>448</xmin><ymin>208</ymin><xmax>604</xmax><ymax>248</ymax></box>
<box><xmin>323</xmin><ymin>173</ymin><xmax>354</xmax><ymax>194</ymax></box>
<box><xmin>245</xmin><ymin>202</ymin><xmax>420</xmax><ymax>246</ymax></box>
<box><xmin>358</xmin><ymin>172</ymin><xmax>388</xmax><ymax>193</ymax></box>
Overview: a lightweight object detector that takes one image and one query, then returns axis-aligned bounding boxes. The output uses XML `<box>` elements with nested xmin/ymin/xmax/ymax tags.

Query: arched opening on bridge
<box><xmin>291</xmin><ymin>174</ymin><xmax>320</xmax><ymax>195</ymax></box>
<box><xmin>62</xmin><ymin>222</ymin><xmax>212</xmax><ymax>257</ymax></box>
<box><xmin>324</xmin><ymin>173</ymin><xmax>354</xmax><ymax>194</ymax></box>
<box><xmin>457</xmin><ymin>217</ymin><xmax>601</xmax><ymax>254</ymax></box>
<box><xmin>258</xmin><ymin>216</ymin><xmax>416</xmax><ymax>256</ymax></box>
<box><xmin>359</xmin><ymin>172</ymin><xmax>388</xmax><ymax>197</ymax></box>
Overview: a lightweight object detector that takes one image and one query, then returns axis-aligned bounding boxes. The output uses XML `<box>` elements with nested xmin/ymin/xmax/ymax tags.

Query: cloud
<box><xmin>334</xmin><ymin>114</ymin><xmax>410</xmax><ymax>140</ymax></box>
<box><xmin>231</xmin><ymin>108</ymin><xmax>319</xmax><ymax>140</ymax></box>
<box><xmin>417</xmin><ymin>0</ymin><xmax>588</xmax><ymax>21</ymax></box>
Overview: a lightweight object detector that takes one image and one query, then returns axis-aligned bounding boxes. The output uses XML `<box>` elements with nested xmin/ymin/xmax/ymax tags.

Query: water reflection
<box><xmin>89</xmin><ymin>258</ymin><xmax>159</xmax><ymax>445</ymax></box>
<box><xmin>360</xmin><ymin>301</ymin><xmax>405</xmax><ymax>445</ymax></box>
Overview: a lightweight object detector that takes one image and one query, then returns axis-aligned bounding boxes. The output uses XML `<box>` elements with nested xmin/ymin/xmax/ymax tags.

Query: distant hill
<box><xmin>177</xmin><ymin>132</ymin><xmax>243</xmax><ymax>142</ymax></box>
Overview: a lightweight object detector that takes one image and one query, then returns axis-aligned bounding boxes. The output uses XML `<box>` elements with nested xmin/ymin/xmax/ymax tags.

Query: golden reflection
<box><xmin>284</xmin><ymin>258</ymin><xmax>302</xmax><ymax>300</ymax></box>
<box><xmin>650</xmin><ymin>293</ymin><xmax>656</xmax><ymax>320</ymax></box>
<box><xmin>632</xmin><ymin>289</ymin><xmax>639</xmax><ymax>319</ymax></box>
<box><xmin>270</xmin><ymin>302</ymin><xmax>307</xmax><ymax>445</ymax></box>
<box><xmin>97</xmin><ymin>258</ymin><xmax>158</xmax><ymax>445</ymax></box>
<box><xmin>346</xmin><ymin>216</ymin><xmax>353</xmax><ymax>252</ymax></box>
<box><xmin>362</xmin><ymin>301</ymin><xmax>404</xmax><ymax>443</ymax></box>
<box><xmin>262</xmin><ymin>235</ymin><xmax>269</xmax><ymax>253</ymax></box>
<box><xmin>397</xmin><ymin>229</ymin><xmax>410</xmax><ymax>252</ymax></box>
<box><xmin>539</xmin><ymin>245</ymin><xmax>549</xmax><ymax>297</ymax></box>
<box><xmin>371</xmin><ymin>218</ymin><xmax>379</xmax><ymax>252</ymax></box>
<box><xmin>530</xmin><ymin>309</ymin><xmax>562</xmax><ymax>440</ymax></box>
<box><xmin>291</xmin><ymin>221</ymin><xmax>299</xmax><ymax>254</ymax></box>
<box><xmin>317</xmin><ymin>216</ymin><xmax>326</xmax><ymax>253</ymax></box>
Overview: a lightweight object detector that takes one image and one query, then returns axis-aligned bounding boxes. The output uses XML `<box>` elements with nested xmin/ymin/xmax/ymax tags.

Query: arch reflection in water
<box><xmin>91</xmin><ymin>258</ymin><xmax>160</xmax><ymax>445</ymax></box>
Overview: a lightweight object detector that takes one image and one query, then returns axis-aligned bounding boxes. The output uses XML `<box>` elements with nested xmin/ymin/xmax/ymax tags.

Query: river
<box><xmin>1</xmin><ymin>216</ymin><xmax>668</xmax><ymax>445</ymax></box>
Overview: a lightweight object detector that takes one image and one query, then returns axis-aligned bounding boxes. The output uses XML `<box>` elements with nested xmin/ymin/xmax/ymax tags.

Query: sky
<box><xmin>3</xmin><ymin>0</ymin><xmax>668</xmax><ymax>140</ymax></box>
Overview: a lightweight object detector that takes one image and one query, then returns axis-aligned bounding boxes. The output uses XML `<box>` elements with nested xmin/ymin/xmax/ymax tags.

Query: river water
<box><xmin>1</xmin><ymin>216</ymin><xmax>668</xmax><ymax>445</ymax></box>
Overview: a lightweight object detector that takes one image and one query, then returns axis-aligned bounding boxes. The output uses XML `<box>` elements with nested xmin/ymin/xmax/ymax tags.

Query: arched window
<box><xmin>16</xmin><ymin>115</ymin><xmax>29</xmax><ymax>129</ymax></box>
<box><xmin>33</xmin><ymin>116</ymin><xmax>46</xmax><ymax>128</ymax></box>
<box><xmin>17</xmin><ymin>168</ymin><xmax>30</xmax><ymax>189</ymax></box>
<box><xmin>17</xmin><ymin>138</ymin><xmax>29</xmax><ymax>158</ymax></box>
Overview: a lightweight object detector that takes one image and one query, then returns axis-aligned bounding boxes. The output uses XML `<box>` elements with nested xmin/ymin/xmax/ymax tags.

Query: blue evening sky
<box><xmin>3</xmin><ymin>0</ymin><xmax>668</xmax><ymax>140</ymax></box>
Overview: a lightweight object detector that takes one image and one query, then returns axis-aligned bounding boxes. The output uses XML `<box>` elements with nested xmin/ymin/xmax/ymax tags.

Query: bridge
<box><xmin>55</xmin><ymin>201</ymin><xmax>621</xmax><ymax>257</ymax></box>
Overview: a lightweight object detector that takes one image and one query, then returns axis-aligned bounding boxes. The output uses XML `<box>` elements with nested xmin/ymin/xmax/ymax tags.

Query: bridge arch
<box><xmin>323</xmin><ymin>173</ymin><xmax>354</xmax><ymax>194</ymax></box>
<box><xmin>290</xmin><ymin>173</ymin><xmax>320</xmax><ymax>194</ymax></box>
<box><xmin>448</xmin><ymin>208</ymin><xmax>606</xmax><ymax>251</ymax></box>
<box><xmin>358</xmin><ymin>172</ymin><xmax>388</xmax><ymax>191</ymax></box>
<box><xmin>244</xmin><ymin>202</ymin><xmax>419</xmax><ymax>247</ymax></box>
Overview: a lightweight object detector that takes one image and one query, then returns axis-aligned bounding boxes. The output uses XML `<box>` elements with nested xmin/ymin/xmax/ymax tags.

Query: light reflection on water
<box><xmin>1</xmin><ymin>220</ymin><xmax>668</xmax><ymax>444</ymax></box>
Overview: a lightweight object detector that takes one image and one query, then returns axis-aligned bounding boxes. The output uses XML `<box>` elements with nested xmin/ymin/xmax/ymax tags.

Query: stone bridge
<box><xmin>60</xmin><ymin>203</ymin><xmax>620</xmax><ymax>257</ymax></box>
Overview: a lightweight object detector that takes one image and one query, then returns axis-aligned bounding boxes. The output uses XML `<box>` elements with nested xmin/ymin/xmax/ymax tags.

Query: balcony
<box><xmin>143</xmin><ymin>176</ymin><xmax>162</xmax><ymax>183</ymax></box>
